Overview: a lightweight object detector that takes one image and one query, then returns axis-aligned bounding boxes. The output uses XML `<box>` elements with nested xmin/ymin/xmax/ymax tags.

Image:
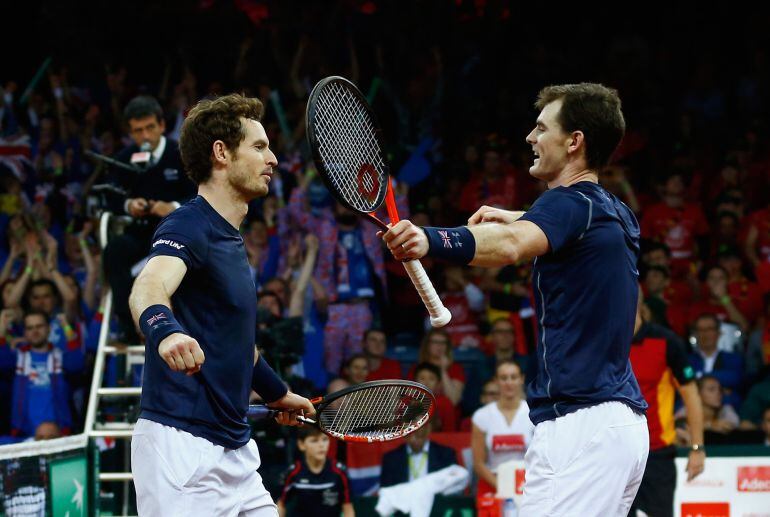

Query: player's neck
<box><xmin>198</xmin><ymin>184</ymin><xmax>248</xmax><ymax>230</ymax></box>
<box><xmin>547</xmin><ymin>163</ymin><xmax>597</xmax><ymax>189</ymax></box>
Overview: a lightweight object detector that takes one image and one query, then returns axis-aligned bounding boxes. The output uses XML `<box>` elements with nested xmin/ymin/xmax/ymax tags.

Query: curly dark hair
<box><xmin>535</xmin><ymin>83</ymin><xmax>625</xmax><ymax>170</ymax></box>
<box><xmin>179</xmin><ymin>93</ymin><xmax>264</xmax><ymax>185</ymax></box>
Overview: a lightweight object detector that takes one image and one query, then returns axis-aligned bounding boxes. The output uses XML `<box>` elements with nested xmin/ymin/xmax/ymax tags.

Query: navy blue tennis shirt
<box><xmin>519</xmin><ymin>181</ymin><xmax>648</xmax><ymax>424</ymax></box>
<box><xmin>139</xmin><ymin>196</ymin><xmax>257</xmax><ymax>448</ymax></box>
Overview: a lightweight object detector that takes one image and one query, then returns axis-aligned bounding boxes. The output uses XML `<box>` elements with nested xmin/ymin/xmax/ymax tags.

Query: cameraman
<box><xmin>102</xmin><ymin>95</ymin><xmax>195</xmax><ymax>341</ymax></box>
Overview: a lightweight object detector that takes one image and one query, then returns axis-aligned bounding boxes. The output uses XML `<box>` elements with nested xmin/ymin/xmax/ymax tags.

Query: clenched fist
<box><xmin>158</xmin><ymin>333</ymin><xmax>205</xmax><ymax>375</ymax></box>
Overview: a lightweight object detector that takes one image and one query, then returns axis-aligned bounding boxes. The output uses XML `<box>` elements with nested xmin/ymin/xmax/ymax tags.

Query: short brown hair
<box><xmin>179</xmin><ymin>93</ymin><xmax>264</xmax><ymax>185</ymax></box>
<box><xmin>535</xmin><ymin>83</ymin><xmax>625</xmax><ymax>170</ymax></box>
<box><xmin>297</xmin><ymin>426</ymin><xmax>324</xmax><ymax>441</ymax></box>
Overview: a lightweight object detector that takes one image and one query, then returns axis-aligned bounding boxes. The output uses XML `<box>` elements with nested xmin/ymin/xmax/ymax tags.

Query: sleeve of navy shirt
<box><xmin>147</xmin><ymin>212</ymin><xmax>209</xmax><ymax>269</ymax></box>
<box><xmin>139</xmin><ymin>197</ymin><xmax>258</xmax><ymax>449</ymax></box>
<box><xmin>518</xmin><ymin>187</ymin><xmax>591</xmax><ymax>252</ymax></box>
<box><xmin>664</xmin><ymin>330</ymin><xmax>696</xmax><ymax>386</ymax></box>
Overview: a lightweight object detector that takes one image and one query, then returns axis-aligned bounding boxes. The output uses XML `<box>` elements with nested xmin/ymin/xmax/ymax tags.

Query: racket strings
<box><xmin>312</xmin><ymin>83</ymin><xmax>388</xmax><ymax>212</ymax></box>
<box><xmin>318</xmin><ymin>385</ymin><xmax>433</xmax><ymax>440</ymax></box>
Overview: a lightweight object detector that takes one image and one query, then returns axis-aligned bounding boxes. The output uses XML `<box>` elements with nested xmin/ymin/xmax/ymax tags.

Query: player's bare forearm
<box><xmin>129</xmin><ymin>255</ymin><xmax>187</xmax><ymax>326</ymax></box>
<box><xmin>678</xmin><ymin>382</ymin><xmax>704</xmax><ymax>447</ymax></box>
<box><xmin>679</xmin><ymin>382</ymin><xmax>706</xmax><ymax>480</ymax></box>
<box><xmin>342</xmin><ymin>502</ymin><xmax>355</xmax><ymax>517</ymax></box>
<box><xmin>468</xmin><ymin>221</ymin><xmax>549</xmax><ymax>267</ymax></box>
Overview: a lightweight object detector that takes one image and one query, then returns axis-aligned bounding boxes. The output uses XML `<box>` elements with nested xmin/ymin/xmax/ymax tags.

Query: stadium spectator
<box><xmin>676</xmin><ymin>375</ymin><xmax>739</xmax><ymax>436</ymax></box>
<box><xmin>718</xmin><ymin>246</ymin><xmax>763</xmax><ymax>325</ymax></box>
<box><xmin>408</xmin><ymin>329</ymin><xmax>465</xmax><ymax>406</ymax></box>
<box><xmin>413</xmin><ymin>362</ymin><xmax>456</xmax><ymax>432</ymax></box>
<box><xmin>362</xmin><ymin>328</ymin><xmax>401</xmax><ymax>381</ymax></box>
<box><xmin>102</xmin><ymin>95</ymin><xmax>195</xmax><ymax>342</ymax></box>
<box><xmin>471</xmin><ymin>360</ymin><xmax>533</xmax><ymax>503</ymax></box>
<box><xmin>439</xmin><ymin>265</ymin><xmax>484</xmax><ymax>350</ymax></box>
<box><xmin>738</xmin><ymin>371</ymin><xmax>770</xmax><ymax>430</ymax></box>
<box><xmin>483</xmin><ymin>317</ymin><xmax>529</xmax><ymax>380</ymax></box>
<box><xmin>688</xmin><ymin>266</ymin><xmax>749</xmax><ymax>333</ymax></box>
<box><xmin>9</xmin><ymin>311</ymin><xmax>72</xmax><ymax>438</ymax></box>
<box><xmin>278</xmin><ymin>426</ymin><xmax>353</xmax><ymax>517</ymax></box>
<box><xmin>316</xmin><ymin>202</ymin><xmax>385</xmax><ymax>376</ymax></box>
<box><xmin>327</xmin><ymin>354</ymin><xmax>369</xmax><ymax>394</ymax></box>
<box><xmin>458</xmin><ymin>135</ymin><xmax>519</xmax><ymax>214</ymax></box>
<box><xmin>379</xmin><ymin>420</ymin><xmax>458</xmax><ymax>488</ymax></box>
<box><xmin>745</xmin><ymin>293</ymin><xmax>770</xmax><ymax>383</ymax></box>
<box><xmin>641</xmin><ymin>173</ymin><xmax>709</xmax><ymax>279</ymax></box>
<box><xmin>244</xmin><ymin>204</ymin><xmax>281</xmax><ymax>291</ymax></box>
<box><xmin>688</xmin><ymin>313</ymin><xmax>744</xmax><ymax>407</ymax></box>
<box><xmin>33</xmin><ymin>421</ymin><xmax>61</xmax><ymax>441</ymax></box>
<box><xmin>459</xmin><ymin>377</ymin><xmax>499</xmax><ymax>431</ymax></box>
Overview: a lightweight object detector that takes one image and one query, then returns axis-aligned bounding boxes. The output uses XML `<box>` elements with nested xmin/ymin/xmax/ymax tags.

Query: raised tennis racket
<box><xmin>247</xmin><ymin>380</ymin><xmax>435</xmax><ymax>443</ymax></box>
<box><xmin>306</xmin><ymin>76</ymin><xmax>451</xmax><ymax>327</ymax></box>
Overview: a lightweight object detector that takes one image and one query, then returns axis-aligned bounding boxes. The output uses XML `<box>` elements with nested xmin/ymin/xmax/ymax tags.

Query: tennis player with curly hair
<box><xmin>129</xmin><ymin>93</ymin><xmax>314</xmax><ymax>516</ymax></box>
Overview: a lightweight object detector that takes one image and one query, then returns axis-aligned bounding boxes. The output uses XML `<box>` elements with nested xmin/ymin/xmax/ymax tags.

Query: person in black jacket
<box><xmin>102</xmin><ymin>96</ymin><xmax>195</xmax><ymax>341</ymax></box>
<box><xmin>379</xmin><ymin>421</ymin><xmax>458</xmax><ymax>488</ymax></box>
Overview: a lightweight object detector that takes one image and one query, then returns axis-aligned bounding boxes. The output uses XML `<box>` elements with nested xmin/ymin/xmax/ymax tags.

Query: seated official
<box><xmin>102</xmin><ymin>95</ymin><xmax>195</xmax><ymax>341</ymax></box>
<box><xmin>380</xmin><ymin>420</ymin><xmax>458</xmax><ymax>488</ymax></box>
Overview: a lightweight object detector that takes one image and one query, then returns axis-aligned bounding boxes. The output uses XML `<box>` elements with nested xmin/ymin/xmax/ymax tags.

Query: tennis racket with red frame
<box><xmin>247</xmin><ymin>380</ymin><xmax>435</xmax><ymax>443</ymax></box>
<box><xmin>306</xmin><ymin>76</ymin><xmax>451</xmax><ymax>327</ymax></box>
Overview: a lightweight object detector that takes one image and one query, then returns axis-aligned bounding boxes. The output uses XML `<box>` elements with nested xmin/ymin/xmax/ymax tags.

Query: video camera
<box><xmin>255</xmin><ymin>308</ymin><xmax>305</xmax><ymax>371</ymax></box>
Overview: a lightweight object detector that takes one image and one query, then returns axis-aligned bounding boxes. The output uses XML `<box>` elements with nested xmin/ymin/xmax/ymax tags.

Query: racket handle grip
<box><xmin>403</xmin><ymin>259</ymin><xmax>452</xmax><ymax>327</ymax></box>
<box><xmin>246</xmin><ymin>405</ymin><xmax>277</xmax><ymax>421</ymax></box>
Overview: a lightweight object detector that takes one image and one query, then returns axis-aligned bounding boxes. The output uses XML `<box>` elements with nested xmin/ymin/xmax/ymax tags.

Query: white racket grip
<box><xmin>402</xmin><ymin>260</ymin><xmax>452</xmax><ymax>327</ymax></box>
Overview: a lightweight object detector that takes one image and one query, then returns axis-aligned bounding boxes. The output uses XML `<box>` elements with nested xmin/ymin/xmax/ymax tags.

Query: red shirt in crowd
<box><xmin>365</xmin><ymin>358</ymin><xmax>402</xmax><ymax>381</ymax></box>
<box><xmin>641</xmin><ymin>203</ymin><xmax>709</xmax><ymax>275</ymax></box>
<box><xmin>747</xmin><ymin>207</ymin><xmax>770</xmax><ymax>263</ymax></box>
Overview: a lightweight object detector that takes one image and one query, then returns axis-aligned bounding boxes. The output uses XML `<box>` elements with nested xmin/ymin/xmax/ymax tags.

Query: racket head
<box><xmin>306</xmin><ymin>76</ymin><xmax>390</xmax><ymax>217</ymax></box>
<box><xmin>315</xmin><ymin>380</ymin><xmax>436</xmax><ymax>443</ymax></box>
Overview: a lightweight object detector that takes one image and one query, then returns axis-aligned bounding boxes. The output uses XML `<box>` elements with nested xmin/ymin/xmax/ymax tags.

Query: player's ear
<box><xmin>212</xmin><ymin>140</ymin><xmax>228</xmax><ymax>165</ymax></box>
<box><xmin>567</xmin><ymin>131</ymin><xmax>584</xmax><ymax>154</ymax></box>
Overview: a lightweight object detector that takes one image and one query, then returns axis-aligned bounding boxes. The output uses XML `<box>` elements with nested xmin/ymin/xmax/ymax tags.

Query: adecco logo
<box><xmin>737</xmin><ymin>466</ymin><xmax>770</xmax><ymax>492</ymax></box>
<box><xmin>680</xmin><ymin>502</ymin><xmax>729</xmax><ymax>517</ymax></box>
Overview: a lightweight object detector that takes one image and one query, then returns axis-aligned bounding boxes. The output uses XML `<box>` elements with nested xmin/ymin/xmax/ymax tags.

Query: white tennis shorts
<box><xmin>131</xmin><ymin>418</ymin><xmax>277</xmax><ymax>517</ymax></box>
<box><xmin>519</xmin><ymin>401</ymin><xmax>649</xmax><ymax>517</ymax></box>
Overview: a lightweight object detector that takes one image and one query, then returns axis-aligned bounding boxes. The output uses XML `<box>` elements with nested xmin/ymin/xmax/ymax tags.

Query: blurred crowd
<box><xmin>2</xmin><ymin>0</ymin><xmax>770</xmax><ymax>506</ymax></box>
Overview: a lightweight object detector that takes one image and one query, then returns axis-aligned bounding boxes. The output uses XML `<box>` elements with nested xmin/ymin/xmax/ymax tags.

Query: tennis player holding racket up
<box><xmin>383</xmin><ymin>84</ymin><xmax>650</xmax><ymax>516</ymax></box>
<box><xmin>129</xmin><ymin>94</ymin><xmax>314</xmax><ymax>517</ymax></box>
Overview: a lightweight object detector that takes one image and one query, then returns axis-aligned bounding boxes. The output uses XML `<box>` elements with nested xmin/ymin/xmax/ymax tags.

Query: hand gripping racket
<box><xmin>306</xmin><ymin>76</ymin><xmax>451</xmax><ymax>327</ymax></box>
<box><xmin>247</xmin><ymin>380</ymin><xmax>435</xmax><ymax>443</ymax></box>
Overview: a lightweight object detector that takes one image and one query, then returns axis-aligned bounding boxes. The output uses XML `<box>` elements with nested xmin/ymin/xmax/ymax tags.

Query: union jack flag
<box><xmin>438</xmin><ymin>230</ymin><xmax>452</xmax><ymax>248</ymax></box>
<box><xmin>147</xmin><ymin>313</ymin><xmax>167</xmax><ymax>326</ymax></box>
<box><xmin>0</xmin><ymin>134</ymin><xmax>32</xmax><ymax>181</ymax></box>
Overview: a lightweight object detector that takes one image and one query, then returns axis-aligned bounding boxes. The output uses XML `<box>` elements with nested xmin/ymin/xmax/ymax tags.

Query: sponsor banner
<box><xmin>675</xmin><ymin>457</ymin><xmax>770</xmax><ymax>517</ymax></box>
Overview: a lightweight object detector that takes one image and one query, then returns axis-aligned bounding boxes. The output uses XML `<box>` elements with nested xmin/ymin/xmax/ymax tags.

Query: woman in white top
<box><xmin>471</xmin><ymin>359</ymin><xmax>534</xmax><ymax>498</ymax></box>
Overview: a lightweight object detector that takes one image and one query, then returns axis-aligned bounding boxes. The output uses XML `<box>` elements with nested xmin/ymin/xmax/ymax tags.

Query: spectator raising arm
<box><xmin>77</xmin><ymin>221</ymin><xmax>98</xmax><ymax>312</ymax></box>
<box><xmin>287</xmin><ymin>234</ymin><xmax>319</xmax><ymax>318</ymax></box>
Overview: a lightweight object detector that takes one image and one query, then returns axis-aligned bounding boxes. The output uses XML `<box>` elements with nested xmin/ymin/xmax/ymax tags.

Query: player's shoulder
<box><xmin>534</xmin><ymin>184</ymin><xmax>595</xmax><ymax>210</ymax></box>
<box><xmin>155</xmin><ymin>197</ymin><xmax>211</xmax><ymax>235</ymax></box>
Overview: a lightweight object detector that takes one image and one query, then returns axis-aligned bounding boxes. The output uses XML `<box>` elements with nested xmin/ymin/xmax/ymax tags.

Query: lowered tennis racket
<box><xmin>306</xmin><ymin>76</ymin><xmax>451</xmax><ymax>327</ymax></box>
<box><xmin>247</xmin><ymin>380</ymin><xmax>435</xmax><ymax>443</ymax></box>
